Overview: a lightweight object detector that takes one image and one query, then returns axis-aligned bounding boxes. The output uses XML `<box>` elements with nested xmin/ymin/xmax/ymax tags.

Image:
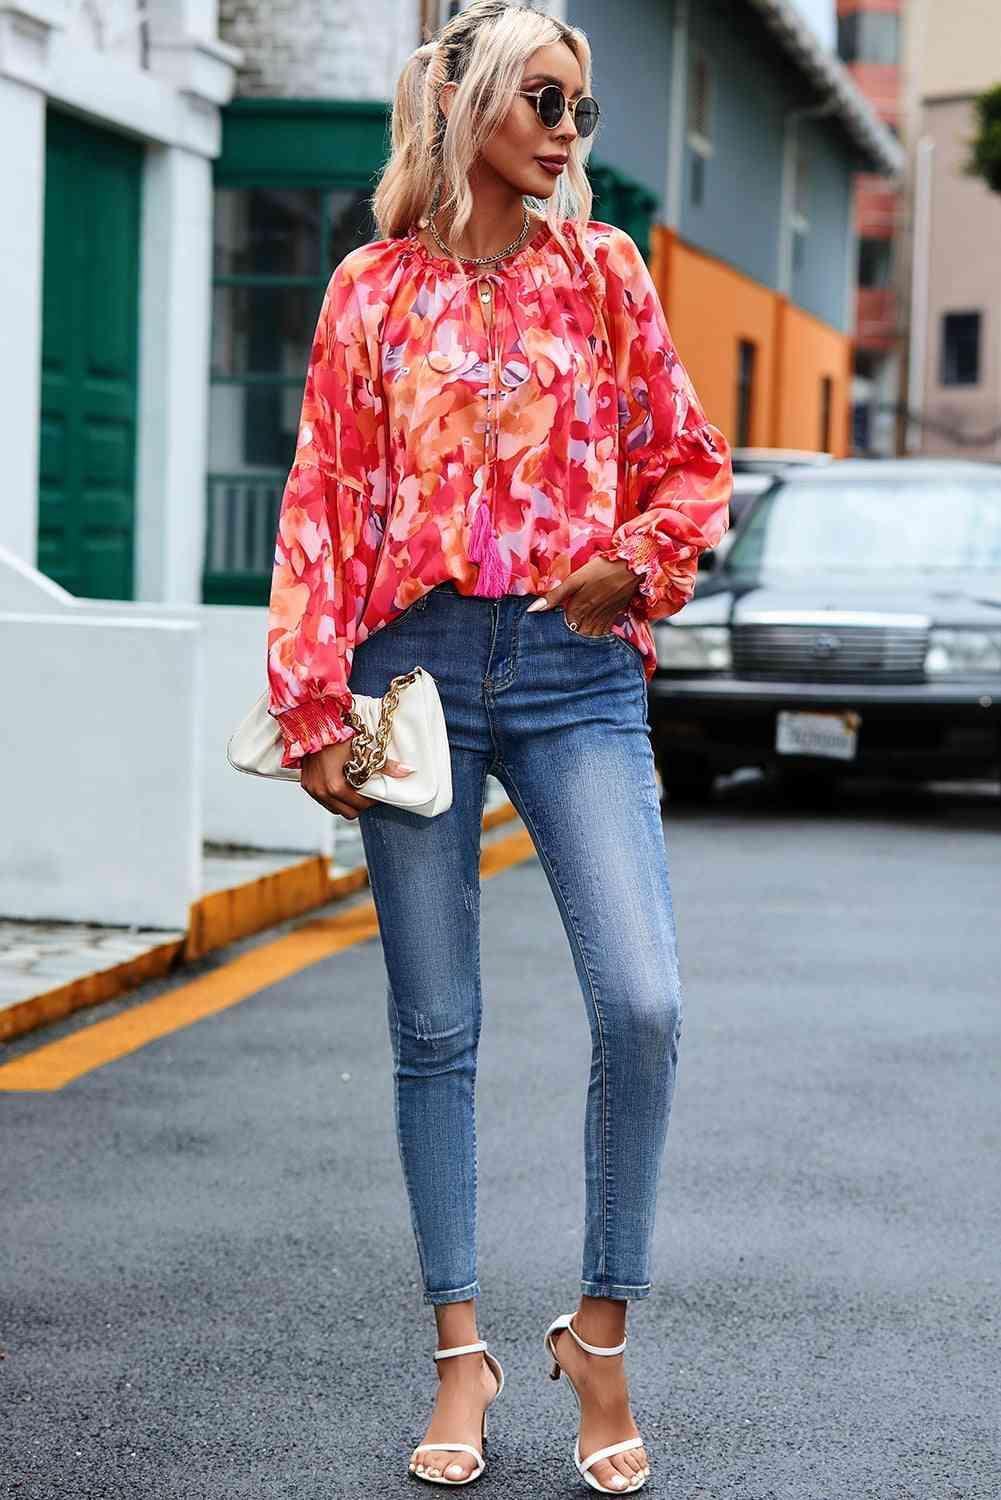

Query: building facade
<box><xmin>3</xmin><ymin>0</ymin><xmax>898</xmax><ymax>611</ymax></box>
<box><xmin>899</xmin><ymin>0</ymin><xmax>1001</xmax><ymax>461</ymax></box>
<box><xmin>569</xmin><ymin>0</ymin><xmax>900</xmax><ymax>466</ymax></box>
<box><xmin>0</xmin><ymin>0</ymin><xmax>242</xmax><ymax>602</ymax></box>
<box><xmin>836</xmin><ymin>0</ymin><xmax>903</xmax><ymax>455</ymax></box>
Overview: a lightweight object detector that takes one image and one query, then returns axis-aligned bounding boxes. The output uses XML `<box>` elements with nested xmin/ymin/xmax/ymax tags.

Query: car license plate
<box><xmin>775</xmin><ymin>709</ymin><xmax>860</xmax><ymax>761</ymax></box>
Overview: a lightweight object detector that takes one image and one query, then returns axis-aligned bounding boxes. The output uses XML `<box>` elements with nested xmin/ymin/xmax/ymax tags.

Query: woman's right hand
<box><xmin>300</xmin><ymin>740</ymin><xmax>414</xmax><ymax>819</ymax></box>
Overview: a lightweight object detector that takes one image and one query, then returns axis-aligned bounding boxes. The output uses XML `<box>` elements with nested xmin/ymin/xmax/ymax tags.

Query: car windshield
<box><xmin>726</xmin><ymin>475</ymin><xmax>1001</xmax><ymax>574</ymax></box>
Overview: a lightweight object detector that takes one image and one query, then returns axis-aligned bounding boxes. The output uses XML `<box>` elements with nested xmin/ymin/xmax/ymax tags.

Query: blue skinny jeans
<box><xmin>349</xmin><ymin>580</ymin><xmax>685</xmax><ymax>1305</ymax></box>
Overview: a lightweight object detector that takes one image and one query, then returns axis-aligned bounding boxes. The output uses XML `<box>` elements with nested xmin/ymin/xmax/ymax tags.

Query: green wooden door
<box><xmin>38</xmin><ymin>110</ymin><xmax>143</xmax><ymax>599</ymax></box>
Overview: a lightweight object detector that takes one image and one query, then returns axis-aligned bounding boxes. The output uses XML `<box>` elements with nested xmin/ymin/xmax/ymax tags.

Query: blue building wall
<box><xmin>567</xmin><ymin>0</ymin><xmax>858</xmax><ymax>333</ymax></box>
<box><xmin>682</xmin><ymin>0</ymin><xmax>789</xmax><ymax>293</ymax></box>
<box><xmin>791</xmin><ymin>114</ymin><xmax>854</xmax><ymax>332</ymax></box>
<box><xmin>568</xmin><ymin>0</ymin><xmax>673</xmax><ymax>214</ymax></box>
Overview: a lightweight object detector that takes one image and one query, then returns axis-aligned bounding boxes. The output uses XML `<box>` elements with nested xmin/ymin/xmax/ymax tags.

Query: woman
<box><xmin>266</xmin><ymin>1</ymin><xmax>731</xmax><ymax>1490</ymax></box>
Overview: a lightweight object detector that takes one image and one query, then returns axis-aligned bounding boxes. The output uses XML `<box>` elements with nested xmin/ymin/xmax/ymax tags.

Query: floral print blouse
<box><xmin>266</xmin><ymin>215</ymin><xmax>732</xmax><ymax>770</ymax></box>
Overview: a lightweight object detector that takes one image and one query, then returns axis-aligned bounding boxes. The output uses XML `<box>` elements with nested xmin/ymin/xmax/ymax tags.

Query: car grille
<box><xmin>732</xmin><ymin>621</ymin><xmax>929</xmax><ymax>683</ymax></box>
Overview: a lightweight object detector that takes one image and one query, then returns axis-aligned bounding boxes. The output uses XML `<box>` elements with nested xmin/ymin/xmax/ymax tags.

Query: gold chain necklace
<box><xmin>426</xmin><ymin>200</ymin><xmax>532</xmax><ymax>266</ymax></box>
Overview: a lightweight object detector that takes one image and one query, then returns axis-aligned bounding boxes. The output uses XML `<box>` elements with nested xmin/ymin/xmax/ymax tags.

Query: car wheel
<box><xmin>657</xmin><ymin>749</ymin><xmax>716</xmax><ymax>805</ymax></box>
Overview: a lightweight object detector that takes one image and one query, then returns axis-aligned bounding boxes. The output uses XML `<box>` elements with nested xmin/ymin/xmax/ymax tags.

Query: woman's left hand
<box><xmin>526</xmin><ymin>557</ymin><xmax>640</xmax><ymax>636</ymax></box>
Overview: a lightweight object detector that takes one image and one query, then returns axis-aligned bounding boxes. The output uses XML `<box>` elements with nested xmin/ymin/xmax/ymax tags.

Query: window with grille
<box><xmin>789</xmin><ymin>144</ymin><xmax>810</xmax><ymax>272</ymax></box>
<box><xmin>687</xmin><ymin>51</ymin><xmax>713</xmax><ymax>209</ymax></box>
<box><xmin>687</xmin><ymin>52</ymin><xmax>712</xmax><ymax>143</ymax></box>
<box><xmin>205</xmin><ymin>186</ymin><xmax>375</xmax><ymax>602</ymax></box>
<box><xmin>858</xmin><ymin>236</ymin><xmax>893</xmax><ymax>288</ymax></box>
<box><xmin>837</xmin><ymin>13</ymin><xmax>900</xmax><ymax>66</ymax></box>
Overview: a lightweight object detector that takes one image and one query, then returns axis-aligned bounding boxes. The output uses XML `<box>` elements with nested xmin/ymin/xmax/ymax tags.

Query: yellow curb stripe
<box><xmin>0</xmin><ymin>939</ymin><xmax>185</xmax><ymax>1046</ymax></box>
<box><xmin>482</xmin><ymin>801</ymin><xmax>520</xmax><ymax>834</ymax></box>
<box><xmin>0</xmin><ymin>826</ymin><xmax>536</xmax><ymax>1093</ymax></box>
<box><xmin>184</xmin><ymin>855</ymin><xmax>331</xmax><ymax>961</ymax></box>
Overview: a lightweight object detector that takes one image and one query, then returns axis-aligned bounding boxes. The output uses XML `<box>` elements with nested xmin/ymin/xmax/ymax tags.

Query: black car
<box><xmin>698</xmin><ymin>448</ymin><xmax>833</xmax><ymax>575</ymax></box>
<box><xmin>649</xmin><ymin>459</ymin><xmax>1001</xmax><ymax>801</ymax></box>
<box><xmin>727</xmin><ymin>446</ymin><xmax>834</xmax><ymax>530</ymax></box>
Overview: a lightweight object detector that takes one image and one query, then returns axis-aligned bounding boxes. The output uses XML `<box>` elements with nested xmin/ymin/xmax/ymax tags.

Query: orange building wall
<box><xmin>776</xmin><ymin>304</ymin><xmax>852</xmax><ymax>454</ymax></box>
<box><xmin>649</xmin><ymin>223</ymin><xmax>851</xmax><ymax>457</ymax></box>
<box><xmin>651</xmin><ymin>226</ymin><xmax>776</xmax><ymax>444</ymax></box>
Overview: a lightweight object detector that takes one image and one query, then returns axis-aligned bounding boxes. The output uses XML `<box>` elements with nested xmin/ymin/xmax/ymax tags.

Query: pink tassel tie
<box><xmin>468</xmin><ymin>501</ymin><xmax>509</xmax><ymax>597</ymax></box>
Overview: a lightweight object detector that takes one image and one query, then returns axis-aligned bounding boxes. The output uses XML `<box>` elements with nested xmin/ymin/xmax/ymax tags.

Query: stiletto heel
<box><xmin>407</xmin><ymin>1339</ymin><xmax>504</xmax><ymax>1486</ymax></box>
<box><xmin>543</xmin><ymin>1312</ymin><xmax>651</xmax><ymax>1493</ymax></box>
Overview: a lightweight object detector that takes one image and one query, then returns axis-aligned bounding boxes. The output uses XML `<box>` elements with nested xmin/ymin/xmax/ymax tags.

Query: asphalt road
<box><xmin>3</xmin><ymin>775</ymin><xmax>1000</xmax><ymax>1499</ymax></box>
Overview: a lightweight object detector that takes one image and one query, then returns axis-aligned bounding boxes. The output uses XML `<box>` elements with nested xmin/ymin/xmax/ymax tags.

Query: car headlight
<box><xmin>656</xmin><ymin>625</ymin><xmax>732</xmax><ymax>671</ymax></box>
<box><xmin>924</xmin><ymin>628</ymin><xmax>1001</xmax><ymax>676</ymax></box>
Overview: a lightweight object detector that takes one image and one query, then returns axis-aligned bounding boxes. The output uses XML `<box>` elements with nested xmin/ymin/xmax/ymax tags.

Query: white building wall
<box><xmin>899</xmin><ymin>0</ymin><xmax>1001</xmax><ymax>458</ymax></box>
<box><xmin>218</xmin><ymin>0</ymin><xmax>567</xmax><ymax>100</ymax></box>
<box><xmin>0</xmin><ymin>546</ymin><xmax>335</xmax><ymax>922</ymax></box>
<box><xmin>219</xmin><ymin>0</ymin><xmax>418</xmax><ymax>98</ymax></box>
<box><xmin>0</xmin><ymin>0</ymin><xmax>241</xmax><ymax>599</ymax></box>
<box><xmin>136</xmin><ymin>142</ymin><xmax>217</xmax><ymax>601</ymax></box>
<box><xmin>0</xmin><ymin>610</ymin><xmax>203</xmax><ymax>929</ymax></box>
<box><xmin>0</xmin><ymin>71</ymin><xmax>46</xmax><ymax>566</ymax></box>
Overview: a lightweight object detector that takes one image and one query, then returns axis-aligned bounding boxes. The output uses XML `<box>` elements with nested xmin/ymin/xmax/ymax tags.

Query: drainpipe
<box><xmin>664</xmin><ymin>0</ymin><xmax>689</xmax><ymax>230</ymax></box>
<box><xmin>906</xmin><ymin>135</ymin><xmax>935</xmax><ymax>454</ymax></box>
<box><xmin>843</xmin><ymin>171</ymin><xmax>859</xmax><ymax>337</ymax></box>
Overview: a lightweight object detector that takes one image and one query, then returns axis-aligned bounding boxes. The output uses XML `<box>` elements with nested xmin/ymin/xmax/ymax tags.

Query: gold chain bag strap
<box><xmin>226</xmin><ymin>666</ymin><xmax>453</xmax><ymax>819</ymax></box>
<box><xmin>342</xmin><ymin>669</ymin><xmax>417</xmax><ymax>788</ymax></box>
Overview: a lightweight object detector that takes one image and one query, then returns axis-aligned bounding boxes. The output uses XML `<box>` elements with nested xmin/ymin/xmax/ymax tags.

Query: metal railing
<box><xmin>203</xmin><ymin>471</ymin><xmax>285</xmax><ymax>603</ymax></box>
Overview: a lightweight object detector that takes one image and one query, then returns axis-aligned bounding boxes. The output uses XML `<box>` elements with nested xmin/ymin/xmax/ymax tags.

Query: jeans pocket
<box><xmin>557</xmin><ymin>606</ymin><xmax>647</xmax><ymax>675</ymax></box>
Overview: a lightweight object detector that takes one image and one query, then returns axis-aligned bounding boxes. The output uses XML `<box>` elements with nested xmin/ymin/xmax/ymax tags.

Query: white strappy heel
<box><xmin>544</xmin><ymin>1313</ymin><xmax>650</xmax><ymax>1493</ymax></box>
<box><xmin>407</xmin><ymin>1339</ymin><xmax>505</xmax><ymax>1486</ymax></box>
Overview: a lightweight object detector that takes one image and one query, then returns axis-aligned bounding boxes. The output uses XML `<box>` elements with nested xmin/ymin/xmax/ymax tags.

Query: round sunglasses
<box><xmin>516</xmin><ymin>84</ymin><xmax>600</xmax><ymax>139</ymax></box>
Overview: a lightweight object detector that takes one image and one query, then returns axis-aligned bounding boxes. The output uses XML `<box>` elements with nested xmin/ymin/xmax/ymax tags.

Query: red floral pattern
<box><xmin>266</xmin><ymin>217</ymin><xmax>732</xmax><ymax>769</ymax></box>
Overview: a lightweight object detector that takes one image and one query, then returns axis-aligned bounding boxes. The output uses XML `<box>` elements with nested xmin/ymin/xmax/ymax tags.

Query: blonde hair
<box><xmin>370</xmin><ymin>0</ymin><xmax>600</xmax><ymax>289</ymax></box>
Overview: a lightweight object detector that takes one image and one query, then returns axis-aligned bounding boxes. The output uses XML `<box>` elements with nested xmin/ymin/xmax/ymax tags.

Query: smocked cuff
<box><xmin>601</xmin><ymin>531</ymin><xmax>698</xmax><ymax>620</ymax></box>
<box><xmin>274</xmin><ymin>697</ymin><xmax>356</xmax><ymax>771</ymax></box>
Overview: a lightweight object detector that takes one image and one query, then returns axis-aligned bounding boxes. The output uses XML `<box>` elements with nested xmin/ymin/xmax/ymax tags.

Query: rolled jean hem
<box><xmin>423</xmin><ymin>1280</ymin><xmax>481</xmax><ymax>1306</ymax></box>
<box><xmin>580</xmin><ymin>1280</ymin><xmax>652</xmax><ymax>1301</ymax></box>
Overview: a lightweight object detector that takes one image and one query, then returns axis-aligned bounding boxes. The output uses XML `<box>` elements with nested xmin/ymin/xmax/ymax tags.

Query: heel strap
<box><xmin>434</xmin><ymin>1340</ymin><xmax>488</xmax><ymax>1360</ymax></box>
<box><xmin>551</xmin><ymin>1312</ymin><xmax>627</xmax><ymax>1357</ymax></box>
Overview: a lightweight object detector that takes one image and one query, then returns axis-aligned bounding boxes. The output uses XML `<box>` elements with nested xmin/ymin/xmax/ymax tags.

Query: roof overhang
<box><xmin>744</xmin><ymin>0</ymin><xmax>905</xmax><ymax>177</ymax></box>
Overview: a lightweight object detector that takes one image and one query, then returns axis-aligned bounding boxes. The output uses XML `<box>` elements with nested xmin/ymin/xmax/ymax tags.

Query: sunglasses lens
<box><xmin>537</xmin><ymin>85</ymin><xmax>566</xmax><ymax>128</ymax></box>
<box><xmin>575</xmin><ymin>98</ymin><xmax>599</xmax><ymax>138</ymax></box>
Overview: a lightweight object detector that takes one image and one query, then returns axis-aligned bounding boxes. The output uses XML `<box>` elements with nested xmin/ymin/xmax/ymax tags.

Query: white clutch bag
<box><xmin>226</xmin><ymin>667</ymin><xmax>452</xmax><ymax>818</ymax></box>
